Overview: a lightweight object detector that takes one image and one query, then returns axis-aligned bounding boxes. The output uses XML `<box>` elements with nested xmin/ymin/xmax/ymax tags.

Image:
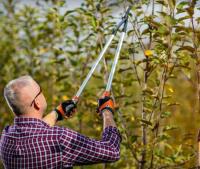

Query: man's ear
<box><xmin>33</xmin><ymin>101</ymin><xmax>40</xmax><ymax>111</ymax></box>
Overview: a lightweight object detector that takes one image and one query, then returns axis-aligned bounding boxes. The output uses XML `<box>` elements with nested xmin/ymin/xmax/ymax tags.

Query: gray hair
<box><xmin>4</xmin><ymin>75</ymin><xmax>33</xmax><ymax>116</ymax></box>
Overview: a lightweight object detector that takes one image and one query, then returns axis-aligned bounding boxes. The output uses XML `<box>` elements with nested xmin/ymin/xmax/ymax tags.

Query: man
<box><xmin>0</xmin><ymin>75</ymin><xmax>121</xmax><ymax>169</ymax></box>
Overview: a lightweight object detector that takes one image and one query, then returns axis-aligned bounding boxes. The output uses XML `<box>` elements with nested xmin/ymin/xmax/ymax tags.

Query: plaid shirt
<box><xmin>0</xmin><ymin>117</ymin><xmax>121</xmax><ymax>169</ymax></box>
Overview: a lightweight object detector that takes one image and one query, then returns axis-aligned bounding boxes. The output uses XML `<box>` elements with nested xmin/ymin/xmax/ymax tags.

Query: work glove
<box><xmin>55</xmin><ymin>100</ymin><xmax>76</xmax><ymax>121</ymax></box>
<box><xmin>97</xmin><ymin>95</ymin><xmax>115</xmax><ymax>116</ymax></box>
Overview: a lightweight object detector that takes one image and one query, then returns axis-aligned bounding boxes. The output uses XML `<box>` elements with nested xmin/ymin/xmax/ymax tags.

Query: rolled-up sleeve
<box><xmin>59</xmin><ymin>126</ymin><xmax>122</xmax><ymax>166</ymax></box>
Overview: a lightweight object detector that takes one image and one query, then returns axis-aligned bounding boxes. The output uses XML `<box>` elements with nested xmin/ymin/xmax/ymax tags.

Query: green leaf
<box><xmin>177</xmin><ymin>15</ymin><xmax>190</xmax><ymax>22</ymax></box>
<box><xmin>163</xmin><ymin>125</ymin><xmax>178</xmax><ymax>131</ymax></box>
<box><xmin>161</xmin><ymin>111</ymin><xmax>172</xmax><ymax>118</ymax></box>
<box><xmin>167</xmin><ymin>102</ymin><xmax>180</xmax><ymax>106</ymax></box>
<box><xmin>157</xmin><ymin>25</ymin><xmax>169</xmax><ymax>35</ymax></box>
<box><xmin>186</xmin><ymin>7</ymin><xmax>194</xmax><ymax>17</ymax></box>
<box><xmin>176</xmin><ymin>46</ymin><xmax>195</xmax><ymax>53</ymax></box>
<box><xmin>130</xmin><ymin>135</ymin><xmax>139</xmax><ymax>143</ymax></box>
<box><xmin>158</xmin><ymin>133</ymin><xmax>170</xmax><ymax>141</ymax></box>
<box><xmin>140</xmin><ymin>119</ymin><xmax>152</xmax><ymax>126</ymax></box>
<box><xmin>177</xmin><ymin>1</ymin><xmax>189</xmax><ymax>10</ymax></box>
<box><xmin>91</xmin><ymin>17</ymin><xmax>97</xmax><ymax>28</ymax></box>
<box><xmin>156</xmin><ymin>0</ymin><xmax>167</xmax><ymax>6</ymax></box>
<box><xmin>64</xmin><ymin>10</ymin><xmax>76</xmax><ymax>16</ymax></box>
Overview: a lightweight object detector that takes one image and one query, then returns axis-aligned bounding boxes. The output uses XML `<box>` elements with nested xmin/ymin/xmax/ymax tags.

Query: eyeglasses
<box><xmin>30</xmin><ymin>86</ymin><xmax>42</xmax><ymax>107</ymax></box>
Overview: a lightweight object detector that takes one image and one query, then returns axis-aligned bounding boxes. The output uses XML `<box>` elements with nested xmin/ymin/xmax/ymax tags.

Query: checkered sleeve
<box><xmin>59</xmin><ymin>126</ymin><xmax>122</xmax><ymax>166</ymax></box>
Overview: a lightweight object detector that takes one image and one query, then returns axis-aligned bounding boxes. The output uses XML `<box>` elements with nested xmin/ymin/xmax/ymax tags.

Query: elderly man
<box><xmin>0</xmin><ymin>75</ymin><xmax>121</xmax><ymax>169</ymax></box>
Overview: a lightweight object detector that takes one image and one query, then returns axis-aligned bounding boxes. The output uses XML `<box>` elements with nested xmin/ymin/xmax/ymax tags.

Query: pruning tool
<box><xmin>65</xmin><ymin>6</ymin><xmax>131</xmax><ymax>114</ymax></box>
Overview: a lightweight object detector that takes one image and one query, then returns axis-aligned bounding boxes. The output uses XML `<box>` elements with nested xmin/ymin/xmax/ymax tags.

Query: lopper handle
<box><xmin>102</xmin><ymin>91</ymin><xmax>111</xmax><ymax>97</ymax></box>
<box><xmin>72</xmin><ymin>96</ymin><xmax>79</xmax><ymax>104</ymax></box>
<box><xmin>64</xmin><ymin>104</ymin><xmax>75</xmax><ymax>117</ymax></box>
<box><xmin>60</xmin><ymin>96</ymin><xmax>78</xmax><ymax>119</ymax></box>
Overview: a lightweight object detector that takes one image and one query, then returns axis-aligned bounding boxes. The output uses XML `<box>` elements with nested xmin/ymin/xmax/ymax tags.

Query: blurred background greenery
<box><xmin>1</xmin><ymin>0</ymin><xmax>200</xmax><ymax>168</ymax></box>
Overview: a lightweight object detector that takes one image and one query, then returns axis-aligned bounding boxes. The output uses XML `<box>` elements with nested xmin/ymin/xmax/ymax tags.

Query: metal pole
<box><xmin>74</xmin><ymin>34</ymin><xmax>115</xmax><ymax>100</ymax></box>
<box><xmin>106</xmin><ymin>32</ymin><xmax>126</xmax><ymax>92</ymax></box>
<box><xmin>105</xmin><ymin>6</ymin><xmax>130</xmax><ymax>92</ymax></box>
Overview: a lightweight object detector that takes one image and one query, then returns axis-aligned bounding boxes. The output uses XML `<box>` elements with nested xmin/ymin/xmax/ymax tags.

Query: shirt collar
<box><xmin>14</xmin><ymin>117</ymin><xmax>49</xmax><ymax>127</ymax></box>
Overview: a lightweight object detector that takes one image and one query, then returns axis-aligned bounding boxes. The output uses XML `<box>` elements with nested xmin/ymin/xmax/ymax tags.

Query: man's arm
<box><xmin>60</xmin><ymin>125</ymin><xmax>121</xmax><ymax>166</ymax></box>
<box><xmin>42</xmin><ymin>111</ymin><xmax>57</xmax><ymax>127</ymax></box>
<box><xmin>60</xmin><ymin>96</ymin><xmax>120</xmax><ymax>166</ymax></box>
<box><xmin>102</xmin><ymin>110</ymin><xmax>116</xmax><ymax>129</ymax></box>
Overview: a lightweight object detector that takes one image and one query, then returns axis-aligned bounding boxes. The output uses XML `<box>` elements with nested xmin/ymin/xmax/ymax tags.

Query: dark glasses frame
<box><xmin>30</xmin><ymin>86</ymin><xmax>42</xmax><ymax>107</ymax></box>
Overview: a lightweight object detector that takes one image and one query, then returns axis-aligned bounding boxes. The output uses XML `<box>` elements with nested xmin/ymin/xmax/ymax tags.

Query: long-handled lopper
<box><xmin>65</xmin><ymin>6</ymin><xmax>131</xmax><ymax>114</ymax></box>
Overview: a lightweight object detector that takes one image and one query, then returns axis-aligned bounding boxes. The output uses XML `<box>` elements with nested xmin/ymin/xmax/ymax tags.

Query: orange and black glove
<box><xmin>97</xmin><ymin>96</ymin><xmax>115</xmax><ymax>116</ymax></box>
<box><xmin>55</xmin><ymin>100</ymin><xmax>76</xmax><ymax>121</ymax></box>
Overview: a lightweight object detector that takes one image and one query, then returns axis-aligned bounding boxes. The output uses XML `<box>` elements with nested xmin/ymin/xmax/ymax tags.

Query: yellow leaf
<box><xmin>53</xmin><ymin>96</ymin><xmax>57</xmax><ymax>101</ymax></box>
<box><xmin>168</xmin><ymin>87</ymin><xmax>174</xmax><ymax>93</ymax></box>
<box><xmin>144</xmin><ymin>50</ymin><xmax>153</xmax><ymax>57</ymax></box>
<box><xmin>62</xmin><ymin>95</ymin><xmax>69</xmax><ymax>100</ymax></box>
<box><xmin>88</xmin><ymin>99</ymin><xmax>98</xmax><ymax>106</ymax></box>
<box><xmin>96</xmin><ymin>126</ymin><xmax>101</xmax><ymax>131</ymax></box>
<box><xmin>39</xmin><ymin>48</ymin><xmax>48</xmax><ymax>54</ymax></box>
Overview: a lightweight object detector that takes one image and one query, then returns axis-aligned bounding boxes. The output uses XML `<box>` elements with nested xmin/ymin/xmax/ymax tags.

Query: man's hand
<box><xmin>55</xmin><ymin>100</ymin><xmax>76</xmax><ymax>120</ymax></box>
<box><xmin>97</xmin><ymin>96</ymin><xmax>115</xmax><ymax>116</ymax></box>
<box><xmin>97</xmin><ymin>94</ymin><xmax>116</xmax><ymax>129</ymax></box>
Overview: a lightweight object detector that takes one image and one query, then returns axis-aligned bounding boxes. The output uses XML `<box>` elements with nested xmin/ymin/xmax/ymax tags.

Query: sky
<box><xmin>2</xmin><ymin>0</ymin><xmax>200</xmax><ymax>38</ymax></box>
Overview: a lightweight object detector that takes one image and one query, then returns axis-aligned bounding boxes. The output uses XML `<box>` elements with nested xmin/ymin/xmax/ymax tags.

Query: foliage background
<box><xmin>0</xmin><ymin>0</ymin><xmax>200</xmax><ymax>168</ymax></box>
